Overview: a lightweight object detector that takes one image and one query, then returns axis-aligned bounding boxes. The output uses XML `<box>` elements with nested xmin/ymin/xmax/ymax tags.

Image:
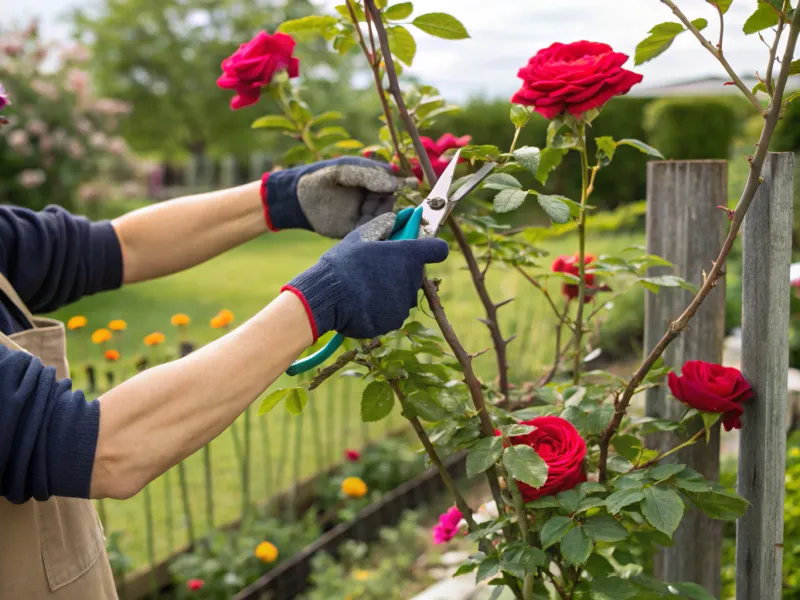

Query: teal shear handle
<box><xmin>286</xmin><ymin>207</ymin><xmax>423</xmax><ymax>377</ymax></box>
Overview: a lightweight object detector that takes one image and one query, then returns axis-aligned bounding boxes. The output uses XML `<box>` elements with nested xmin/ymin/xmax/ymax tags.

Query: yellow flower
<box><xmin>171</xmin><ymin>313</ymin><xmax>191</xmax><ymax>327</ymax></box>
<box><xmin>352</xmin><ymin>570</ymin><xmax>370</xmax><ymax>582</ymax></box>
<box><xmin>210</xmin><ymin>315</ymin><xmax>227</xmax><ymax>329</ymax></box>
<box><xmin>144</xmin><ymin>332</ymin><xmax>166</xmax><ymax>347</ymax></box>
<box><xmin>109</xmin><ymin>319</ymin><xmax>127</xmax><ymax>332</ymax></box>
<box><xmin>254</xmin><ymin>541</ymin><xmax>278</xmax><ymax>564</ymax></box>
<box><xmin>790</xmin><ymin>447</ymin><xmax>800</xmax><ymax>458</ymax></box>
<box><xmin>91</xmin><ymin>328</ymin><xmax>112</xmax><ymax>344</ymax></box>
<box><xmin>67</xmin><ymin>316</ymin><xmax>87</xmax><ymax>331</ymax></box>
<box><xmin>341</xmin><ymin>476</ymin><xmax>368</xmax><ymax>499</ymax></box>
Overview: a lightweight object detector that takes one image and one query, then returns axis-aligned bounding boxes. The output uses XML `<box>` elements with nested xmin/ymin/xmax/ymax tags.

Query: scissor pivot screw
<box><xmin>429</xmin><ymin>197</ymin><xmax>446</xmax><ymax>209</ymax></box>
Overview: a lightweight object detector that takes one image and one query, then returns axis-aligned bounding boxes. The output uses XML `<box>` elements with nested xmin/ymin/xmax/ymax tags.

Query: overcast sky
<box><xmin>4</xmin><ymin>0</ymin><xmax>781</xmax><ymax>101</ymax></box>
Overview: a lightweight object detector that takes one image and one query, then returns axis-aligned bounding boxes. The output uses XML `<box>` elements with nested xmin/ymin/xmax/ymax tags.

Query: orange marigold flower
<box><xmin>217</xmin><ymin>309</ymin><xmax>234</xmax><ymax>325</ymax></box>
<box><xmin>144</xmin><ymin>332</ymin><xmax>166</xmax><ymax>347</ymax></box>
<box><xmin>67</xmin><ymin>316</ymin><xmax>87</xmax><ymax>330</ymax></box>
<box><xmin>104</xmin><ymin>349</ymin><xmax>121</xmax><ymax>362</ymax></box>
<box><xmin>210</xmin><ymin>315</ymin><xmax>226</xmax><ymax>329</ymax></box>
<box><xmin>91</xmin><ymin>328</ymin><xmax>112</xmax><ymax>344</ymax></box>
<box><xmin>341</xmin><ymin>476</ymin><xmax>368</xmax><ymax>499</ymax></box>
<box><xmin>254</xmin><ymin>541</ymin><xmax>278</xmax><ymax>564</ymax></box>
<box><xmin>109</xmin><ymin>319</ymin><xmax>128</xmax><ymax>331</ymax></box>
<box><xmin>171</xmin><ymin>313</ymin><xmax>191</xmax><ymax>327</ymax></box>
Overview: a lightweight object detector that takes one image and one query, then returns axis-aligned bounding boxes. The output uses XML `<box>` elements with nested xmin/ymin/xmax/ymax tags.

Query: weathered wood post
<box><xmin>737</xmin><ymin>152</ymin><xmax>794</xmax><ymax>599</ymax></box>
<box><xmin>644</xmin><ymin>160</ymin><xmax>727</xmax><ymax>595</ymax></box>
<box><xmin>220</xmin><ymin>155</ymin><xmax>237</xmax><ymax>189</ymax></box>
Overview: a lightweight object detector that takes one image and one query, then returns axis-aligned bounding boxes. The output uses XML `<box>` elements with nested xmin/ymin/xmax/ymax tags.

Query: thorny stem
<box><xmin>364</xmin><ymin>0</ymin><xmax>512</xmax><ymax>401</ymax></box>
<box><xmin>636</xmin><ymin>428</ymin><xmax>705</xmax><ymax>470</ymax></box>
<box><xmin>345</xmin><ymin>0</ymin><xmax>410</xmax><ymax>173</ymax></box>
<box><xmin>544</xmin><ymin>569</ymin><xmax>569</xmax><ymax>600</ymax></box>
<box><xmin>307</xmin><ymin>338</ymin><xmax>382</xmax><ymax>391</ymax></box>
<box><xmin>715</xmin><ymin>4</ymin><xmax>724</xmax><ymax>51</ymax></box>
<box><xmin>659</xmin><ymin>0</ymin><xmax>763</xmax><ymax>112</ymax></box>
<box><xmin>572</xmin><ymin>122</ymin><xmax>589</xmax><ymax>384</ymax></box>
<box><xmin>507</xmin><ymin>477</ymin><xmax>534</xmax><ymax>600</ymax></box>
<box><xmin>422</xmin><ymin>278</ymin><xmax>510</xmax><ymax>519</ymax></box>
<box><xmin>764</xmin><ymin>1</ymin><xmax>788</xmax><ymax>97</ymax></box>
<box><xmin>538</xmin><ymin>303</ymin><xmax>570</xmax><ymax>388</ymax></box>
<box><xmin>516</xmin><ymin>266</ymin><xmax>570</xmax><ymax>328</ymax></box>
<box><xmin>508</xmin><ymin>126</ymin><xmax>523</xmax><ymax>159</ymax></box>
<box><xmin>598</xmin><ymin>6</ymin><xmax>800</xmax><ymax>482</ymax></box>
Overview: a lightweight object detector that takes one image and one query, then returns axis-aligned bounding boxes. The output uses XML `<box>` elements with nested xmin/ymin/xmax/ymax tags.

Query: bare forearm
<box><xmin>113</xmin><ymin>181</ymin><xmax>266</xmax><ymax>284</ymax></box>
<box><xmin>90</xmin><ymin>292</ymin><xmax>311</xmax><ymax>499</ymax></box>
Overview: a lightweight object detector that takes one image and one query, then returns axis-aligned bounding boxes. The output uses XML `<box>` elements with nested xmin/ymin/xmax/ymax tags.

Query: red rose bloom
<box><xmin>344</xmin><ymin>449</ymin><xmax>360</xmax><ymax>462</ymax></box>
<box><xmin>552</xmin><ymin>253</ymin><xmax>596</xmax><ymax>301</ymax></box>
<box><xmin>668</xmin><ymin>360</ymin><xmax>754</xmax><ymax>431</ymax></box>
<box><xmin>497</xmin><ymin>416</ymin><xmax>586</xmax><ymax>502</ymax></box>
<box><xmin>186</xmin><ymin>579</ymin><xmax>205</xmax><ymax>591</ymax></box>
<box><xmin>393</xmin><ymin>133</ymin><xmax>471</xmax><ymax>181</ymax></box>
<box><xmin>217</xmin><ymin>32</ymin><xmax>299</xmax><ymax>110</ymax></box>
<box><xmin>511</xmin><ymin>41</ymin><xmax>643</xmax><ymax>120</ymax></box>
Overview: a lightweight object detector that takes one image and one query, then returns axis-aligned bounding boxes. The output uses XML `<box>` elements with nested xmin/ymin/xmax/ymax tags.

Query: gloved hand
<box><xmin>282</xmin><ymin>213</ymin><xmax>449</xmax><ymax>340</ymax></box>
<box><xmin>262</xmin><ymin>157</ymin><xmax>415</xmax><ymax>239</ymax></box>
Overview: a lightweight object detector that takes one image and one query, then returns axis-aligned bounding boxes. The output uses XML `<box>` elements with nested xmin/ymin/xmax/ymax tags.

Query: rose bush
<box><xmin>226</xmin><ymin>1</ymin><xmax>796</xmax><ymax>597</ymax></box>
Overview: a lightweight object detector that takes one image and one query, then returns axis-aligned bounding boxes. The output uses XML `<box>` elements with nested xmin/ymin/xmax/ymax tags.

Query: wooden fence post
<box><xmin>736</xmin><ymin>152</ymin><xmax>794</xmax><ymax>600</ymax></box>
<box><xmin>644</xmin><ymin>160</ymin><xmax>728</xmax><ymax>595</ymax></box>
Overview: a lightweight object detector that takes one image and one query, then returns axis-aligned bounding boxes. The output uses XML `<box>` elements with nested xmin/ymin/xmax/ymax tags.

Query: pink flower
<box><xmin>63</xmin><ymin>44</ymin><xmax>91</xmax><ymax>63</ymax></box>
<box><xmin>186</xmin><ymin>578</ymin><xmax>204</xmax><ymax>591</ymax></box>
<box><xmin>76</xmin><ymin>118</ymin><xmax>92</xmax><ymax>135</ymax></box>
<box><xmin>18</xmin><ymin>169</ymin><xmax>46</xmax><ymax>189</ymax></box>
<box><xmin>30</xmin><ymin>80</ymin><xmax>58</xmax><ymax>100</ymax></box>
<box><xmin>8</xmin><ymin>129</ymin><xmax>29</xmax><ymax>151</ymax></box>
<box><xmin>217</xmin><ymin>31</ymin><xmax>299</xmax><ymax>110</ymax></box>
<box><xmin>67</xmin><ymin>139</ymin><xmax>85</xmax><ymax>159</ymax></box>
<box><xmin>89</xmin><ymin>132</ymin><xmax>107</xmax><ymax>148</ymax></box>
<box><xmin>0</xmin><ymin>84</ymin><xmax>9</xmax><ymax>112</ymax></box>
<box><xmin>93</xmin><ymin>98</ymin><xmax>132</xmax><ymax>115</ymax></box>
<box><xmin>432</xmin><ymin>506</ymin><xmax>463</xmax><ymax>544</ymax></box>
<box><xmin>345</xmin><ymin>449</ymin><xmax>361</xmax><ymax>462</ymax></box>
<box><xmin>66</xmin><ymin>69</ymin><xmax>91</xmax><ymax>95</ymax></box>
<box><xmin>108</xmin><ymin>137</ymin><xmax>128</xmax><ymax>155</ymax></box>
<box><xmin>26</xmin><ymin>119</ymin><xmax>47</xmax><ymax>136</ymax></box>
<box><xmin>39</xmin><ymin>135</ymin><xmax>53</xmax><ymax>152</ymax></box>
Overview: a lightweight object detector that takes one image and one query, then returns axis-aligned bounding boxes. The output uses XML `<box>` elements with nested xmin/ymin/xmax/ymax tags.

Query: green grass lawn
<box><xmin>49</xmin><ymin>225</ymin><xmax>640</xmax><ymax>571</ymax></box>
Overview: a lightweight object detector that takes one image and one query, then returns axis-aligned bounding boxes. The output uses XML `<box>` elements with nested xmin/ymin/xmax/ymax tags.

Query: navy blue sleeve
<box><xmin>0</xmin><ymin>344</ymin><xmax>99</xmax><ymax>503</ymax></box>
<box><xmin>0</xmin><ymin>205</ymin><xmax>123</xmax><ymax>314</ymax></box>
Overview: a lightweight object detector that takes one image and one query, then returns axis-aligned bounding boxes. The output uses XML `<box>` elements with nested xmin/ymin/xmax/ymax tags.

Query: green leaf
<box><xmin>642</xmin><ymin>486</ymin><xmax>684</xmax><ymax>537</ymax></box>
<box><xmin>706</xmin><ymin>0</ymin><xmax>733</xmax><ymax>13</ymax></box>
<box><xmin>670</xmin><ymin>582</ymin><xmax>716</xmax><ymax>600</ymax></box>
<box><xmin>595</xmin><ymin>135</ymin><xmax>617</xmax><ymax>166</ymax></box>
<box><xmin>465</xmin><ymin>518</ymin><xmax>509</xmax><ymax>542</ymax></box>
<box><xmin>634</xmin><ymin>22</ymin><xmax>685</xmax><ymax>65</ymax></box>
<box><xmin>258</xmin><ymin>388</ymin><xmax>291</xmax><ymax>415</ymax></box>
<box><xmin>510</xmin><ymin>104</ymin><xmax>534</xmax><ymax>129</ymax></box>
<box><xmin>501</xmin><ymin>543</ymin><xmax>546</xmax><ymax>578</ymax></box>
<box><xmin>616</xmin><ymin>139</ymin><xmax>665</xmax><ymax>159</ymax></box>
<box><xmin>387</xmin><ymin>25</ymin><xmax>416</xmax><ymax>66</ymax></box>
<box><xmin>335</xmin><ymin>3</ymin><xmax>365</xmax><ymax>20</ymax></box>
<box><xmin>535</xmin><ymin>147</ymin><xmax>567</xmax><ymax>184</ymax></box>
<box><xmin>583</xmin><ymin>515</ymin><xmax>629</xmax><ymax>542</ymax></box>
<box><xmin>361</xmin><ymin>381</ymin><xmax>395</xmax><ymax>422</ymax></box>
<box><xmin>406</xmin><ymin>388</ymin><xmax>449</xmax><ymax>422</ymax></box>
<box><xmin>384</xmin><ymin>1</ymin><xmax>414</xmax><ymax>20</ymax></box>
<box><xmin>412</xmin><ymin>13</ymin><xmax>469</xmax><ymax>39</ymax></box>
<box><xmin>691</xmin><ymin>18</ymin><xmax>709</xmax><ymax>31</ymax></box>
<box><xmin>743</xmin><ymin>1</ymin><xmax>780</xmax><ymax>34</ymax></box>
<box><xmin>526</xmin><ymin>496</ymin><xmax>560</xmax><ymax>509</ymax></box>
<box><xmin>466</xmin><ymin>436</ymin><xmax>504</xmax><ymax>478</ymax></box>
<box><xmin>557</xmin><ymin>489</ymin><xmax>581</xmax><ymax>513</ymax></box>
<box><xmin>493</xmin><ymin>189</ymin><xmax>528</xmax><ymax>213</ymax></box>
<box><xmin>512</xmin><ymin>146</ymin><xmax>541</xmax><ymax>175</ymax></box>
<box><xmin>540</xmin><ymin>516</ymin><xmax>573</xmax><ymax>549</ymax></box>
<box><xmin>576</xmin><ymin>497</ymin><xmax>606</xmax><ymax>512</ymax></box>
<box><xmin>483</xmin><ymin>173</ymin><xmax>522</xmax><ymax>191</ymax></box>
<box><xmin>561</xmin><ymin>526</ymin><xmax>592</xmax><ymax>565</ymax></box>
<box><xmin>587</xmin><ymin>405</ymin><xmax>614</xmax><ymax>435</ymax></box>
<box><xmin>612</xmin><ymin>435</ymin><xmax>642</xmax><ymax>462</ymax></box>
<box><xmin>251</xmin><ymin>115</ymin><xmax>297</xmax><ymax>131</ymax></box>
<box><xmin>500</xmin><ymin>424</ymin><xmax>537</xmax><ymax>437</ymax></box>
<box><xmin>785</xmin><ymin>90</ymin><xmax>800</xmax><ymax>106</ymax></box>
<box><xmin>537</xmin><ymin>194</ymin><xmax>572</xmax><ymax>224</ymax></box>
<box><xmin>789</xmin><ymin>59</ymin><xmax>800</xmax><ymax>76</ymax></box>
<box><xmin>605</xmin><ymin>489</ymin><xmax>644</xmax><ymax>515</ymax></box>
<box><xmin>607</xmin><ymin>455</ymin><xmax>634</xmax><ymax>474</ymax></box>
<box><xmin>476</xmin><ymin>556</ymin><xmax>500</xmax><ymax>583</ymax></box>
<box><xmin>278</xmin><ymin>15</ymin><xmax>338</xmax><ymax>35</ymax></box>
<box><xmin>591</xmin><ymin>577</ymin><xmax>638</xmax><ymax>600</ymax></box>
<box><xmin>334</xmin><ymin>139</ymin><xmax>365</xmax><ymax>150</ymax></box>
<box><xmin>639</xmin><ymin>274</ymin><xmax>699</xmax><ymax>293</ymax></box>
<box><xmin>285</xmin><ymin>387</ymin><xmax>308</xmax><ymax>415</ymax></box>
<box><xmin>311</xmin><ymin>111</ymin><xmax>344</xmax><ymax>125</ymax></box>
<box><xmin>648</xmin><ymin>463</ymin><xmax>686</xmax><ymax>481</ymax></box>
<box><xmin>688</xmin><ymin>487</ymin><xmax>748</xmax><ymax>520</ymax></box>
<box><xmin>502</xmin><ymin>445</ymin><xmax>548</xmax><ymax>489</ymax></box>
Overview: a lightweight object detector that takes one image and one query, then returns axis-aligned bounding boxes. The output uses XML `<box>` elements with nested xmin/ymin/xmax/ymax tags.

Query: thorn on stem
<box><xmin>716</xmin><ymin>205</ymin><xmax>735</xmax><ymax>221</ymax></box>
<box><xmin>496</xmin><ymin>298</ymin><xmax>515</xmax><ymax>309</ymax></box>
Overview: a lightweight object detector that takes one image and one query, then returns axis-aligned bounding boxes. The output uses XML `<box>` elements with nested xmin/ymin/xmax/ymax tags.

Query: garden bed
<box><xmin>234</xmin><ymin>452</ymin><xmax>466</xmax><ymax>600</ymax></box>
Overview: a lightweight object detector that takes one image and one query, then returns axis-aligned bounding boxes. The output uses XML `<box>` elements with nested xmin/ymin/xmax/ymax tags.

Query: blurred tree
<box><xmin>70</xmin><ymin>0</ymin><xmax>374</xmax><ymax>161</ymax></box>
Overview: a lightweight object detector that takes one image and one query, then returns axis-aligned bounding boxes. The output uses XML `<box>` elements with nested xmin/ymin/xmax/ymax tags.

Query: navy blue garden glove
<box><xmin>262</xmin><ymin>157</ymin><xmax>415</xmax><ymax>238</ymax></box>
<box><xmin>282</xmin><ymin>213</ymin><xmax>449</xmax><ymax>340</ymax></box>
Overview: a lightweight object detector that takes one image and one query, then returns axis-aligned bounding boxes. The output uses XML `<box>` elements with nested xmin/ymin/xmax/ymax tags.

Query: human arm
<box><xmin>115</xmin><ymin>157</ymin><xmax>411</xmax><ymax>284</ymax></box>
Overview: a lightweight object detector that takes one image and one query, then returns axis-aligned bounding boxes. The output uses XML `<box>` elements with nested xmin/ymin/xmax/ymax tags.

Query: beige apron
<box><xmin>0</xmin><ymin>272</ymin><xmax>117</xmax><ymax>599</ymax></box>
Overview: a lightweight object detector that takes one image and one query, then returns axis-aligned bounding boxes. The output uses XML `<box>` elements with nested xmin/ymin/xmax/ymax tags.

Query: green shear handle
<box><xmin>286</xmin><ymin>206</ymin><xmax>422</xmax><ymax>377</ymax></box>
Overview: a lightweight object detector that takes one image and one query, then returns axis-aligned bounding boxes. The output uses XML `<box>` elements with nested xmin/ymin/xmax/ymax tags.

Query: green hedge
<box><xmin>643</xmin><ymin>97</ymin><xmax>752</xmax><ymax>160</ymax></box>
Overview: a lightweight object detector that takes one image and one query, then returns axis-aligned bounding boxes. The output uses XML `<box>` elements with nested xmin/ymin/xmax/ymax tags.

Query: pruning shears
<box><xmin>287</xmin><ymin>149</ymin><xmax>496</xmax><ymax>377</ymax></box>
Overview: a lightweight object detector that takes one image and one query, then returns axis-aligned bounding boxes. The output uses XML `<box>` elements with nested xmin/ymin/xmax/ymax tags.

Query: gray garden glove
<box><xmin>261</xmin><ymin>157</ymin><xmax>416</xmax><ymax>238</ymax></box>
